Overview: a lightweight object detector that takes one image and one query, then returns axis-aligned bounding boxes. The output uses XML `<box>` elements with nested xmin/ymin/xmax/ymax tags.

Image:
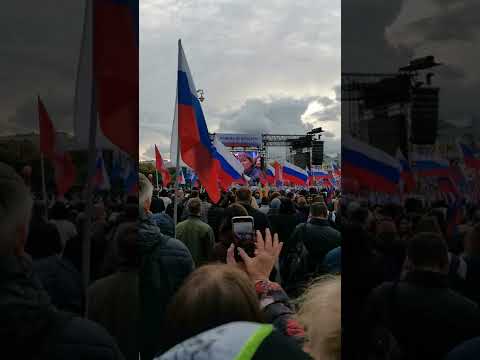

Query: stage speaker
<box><xmin>312</xmin><ymin>141</ymin><xmax>324</xmax><ymax>165</ymax></box>
<box><xmin>410</xmin><ymin>87</ymin><xmax>439</xmax><ymax>145</ymax></box>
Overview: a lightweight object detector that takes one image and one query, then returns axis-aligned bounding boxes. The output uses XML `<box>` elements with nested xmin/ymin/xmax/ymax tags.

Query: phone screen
<box><xmin>232</xmin><ymin>218</ymin><xmax>255</xmax><ymax>261</ymax></box>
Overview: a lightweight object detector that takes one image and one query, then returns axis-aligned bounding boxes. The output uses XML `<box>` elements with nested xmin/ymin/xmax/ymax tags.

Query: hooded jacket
<box><xmin>138</xmin><ymin>211</ymin><xmax>194</xmax><ymax>359</ymax></box>
<box><xmin>0</xmin><ymin>255</ymin><xmax>123</xmax><ymax>360</ymax></box>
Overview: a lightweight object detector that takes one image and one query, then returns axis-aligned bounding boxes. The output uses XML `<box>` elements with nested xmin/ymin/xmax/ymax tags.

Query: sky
<box><xmin>139</xmin><ymin>0</ymin><xmax>341</xmax><ymax>161</ymax></box>
<box><xmin>342</xmin><ymin>0</ymin><xmax>480</xmax><ymax>133</ymax></box>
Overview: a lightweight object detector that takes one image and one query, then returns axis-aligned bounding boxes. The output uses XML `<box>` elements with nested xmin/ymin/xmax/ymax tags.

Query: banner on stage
<box><xmin>216</xmin><ymin>133</ymin><xmax>263</xmax><ymax>148</ymax></box>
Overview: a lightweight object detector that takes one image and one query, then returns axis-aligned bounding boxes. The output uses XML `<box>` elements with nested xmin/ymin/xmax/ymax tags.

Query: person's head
<box><xmin>279</xmin><ymin>197</ymin><xmax>296</xmax><ymax>215</ymax></box>
<box><xmin>236</xmin><ymin>187</ymin><xmax>252</xmax><ymax>205</ymax></box>
<box><xmin>310</xmin><ymin>202</ymin><xmax>328</xmax><ymax>219</ymax></box>
<box><xmin>238</xmin><ymin>154</ymin><xmax>254</xmax><ymax>172</ymax></box>
<box><xmin>269</xmin><ymin>192</ymin><xmax>281</xmax><ymax>202</ymax></box>
<box><xmin>150</xmin><ymin>197</ymin><xmax>165</xmax><ymax>214</ymax></box>
<box><xmin>296</xmin><ymin>196</ymin><xmax>307</xmax><ymax>208</ymax></box>
<box><xmin>139</xmin><ymin>172</ymin><xmax>153</xmax><ymax>213</ymax></box>
<box><xmin>0</xmin><ymin>163</ymin><xmax>33</xmax><ymax>257</ymax></box>
<box><xmin>187</xmin><ymin>197</ymin><xmax>202</xmax><ymax>216</ymax></box>
<box><xmin>93</xmin><ymin>203</ymin><xmax>106</xmax><ymax>221</ymax></box>
<box><xmin>406</xmin><ymin>232</ymin><xmax>449</xmax><ymax>273</ymax></box>
<box><xmin>255</xmin><ymin>156</ymin><xmax>262</xmax><ymax>168</ymax></box>
<box><xmin>163</xmin><ymin>264</ymin><xmax>264</xmax><ymax>349</ymax></box>
<box><xmin>464</xmin><ymin>224</ymin><xmax>480</xmax><ymax>257</ymax></box>
<box><xmin>297</xmin><ymin>276</ymin><xmax>341</xmax><ymax>360</ymax></box>
<box><xmin>50</xmin><ymin>201</ymin><xmax>68</xmax><ymax>220</ymax></box>
<box><xmin>116</xmin><ymin>222</ymin><xmax>139</xmax><ymax>268</ymax></box>
<box><xmin>219</xmin><ymin>203</ymin><xmax>249</xmax><ymax>234</ymax></box>
<box><xmin>270</xmin><ymin>197</ymin><xmax>281</xmax><ymax>210</ymax></box>
<box><xmin>398</xmin><ymin>216</ymin><xmax>411</xmax><ymax>236</ymax></box>
<box><xmin>375</xmin><ymin>220</ymin><xmax>399</xmax><ymax>252</ymax></box>
<box><xmin>190</xmin><ymin>190</ymin><xmax>199</xmax><ymax>199</ymax></box>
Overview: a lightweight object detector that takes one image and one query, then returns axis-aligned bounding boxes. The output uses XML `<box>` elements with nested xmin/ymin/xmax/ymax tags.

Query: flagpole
<box><xmin>40</xmin><ymin>154</ymin><xmax>49</xmax><ymax>220</ymax></box>
<box><xmin>81</xmin><ymin>0</ymin><xmax>96</xmax><ymax>301</ymax></box>
<box><xmin>173</xmin><ymin>40</ymin><xmax>181</xmax><ymax>235</ymax></box>
<box><xmin>155</xmin><ymin>169</ymin><xmax>159</xmax><ymax>190</ymax></box>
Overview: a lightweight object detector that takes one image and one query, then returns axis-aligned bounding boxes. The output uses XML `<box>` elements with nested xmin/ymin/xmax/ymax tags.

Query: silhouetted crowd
<box><xmin>4</xmin><ymin>159</ymin><xmax>480</xmax><ymax>359</ymax></box>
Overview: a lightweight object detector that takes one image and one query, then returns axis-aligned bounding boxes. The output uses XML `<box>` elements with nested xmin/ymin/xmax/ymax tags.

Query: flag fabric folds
<box><xmin>94</xmin><ymin>151</ymin><xmax>111</xmax><ymax>190</ymax></box>
<box><xmin>459</xmin><ymin>142</ymin><xmax>480</xmax><ymax>170</ymax></box>
<box><xmin>342</xmin><ymin>135</ymin><xmax>400</xmax><ymax>193</ymax></box>
<box><xmin>176</xmin><ymin>40</ymin><xmax>220</xmax><ymax>203</ymax></box>
<box><xmin>266</xmin><ymin>165</ymin><xmax>275</xmax><ymax>185</ymax></box>
<box><xmin>154</xmin><ymin>145</ymin><xmax>171</xmax><ymax>186</ymax></box>
<box><xmin>282</xmin><ymin>161</ymin><xmax>308</xmax><ymax>185</ymax></box>
<box><xmin>93</xmin><ymin>0</ymin><xmax>138</xmax><ymax>158</ymax></box>
<box><xmin>38</xmin><ymin>97</ymin><xmax>76</xmax><ymax>197</ymax></box>
<box><xmin>213</xmin><ymin>136</ymin><xmax>244</xmax><ymax>190</ymax></box>
<box><xmin>396</xmin><ymin>149</ymin><xmax>415</xmax><ymax>193</ymax></box>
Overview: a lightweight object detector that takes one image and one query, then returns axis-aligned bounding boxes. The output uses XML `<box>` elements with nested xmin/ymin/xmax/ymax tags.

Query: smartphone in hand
<box><xmin>232</xmin><ymin>216</ymin><xmax>256</xmax><ymax>262</ymax></box>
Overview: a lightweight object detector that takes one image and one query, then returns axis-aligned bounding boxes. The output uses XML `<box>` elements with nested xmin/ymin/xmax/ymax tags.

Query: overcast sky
<box><xmin>343</xmin><ymin>0</ymin><xmax>480</xmax><ymax>133</ymax></box>
<box><xmin>140</xmin><ymin>0</ymin><xmax>341</xmax><ymax>161</ymax></box>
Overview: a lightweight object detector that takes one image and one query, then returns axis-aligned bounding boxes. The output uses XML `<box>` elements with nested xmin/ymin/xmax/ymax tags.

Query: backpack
<box><xmin>367</xmin><ymin>282</ymin><xmax>402</xmax><ymax>360</ymax></box>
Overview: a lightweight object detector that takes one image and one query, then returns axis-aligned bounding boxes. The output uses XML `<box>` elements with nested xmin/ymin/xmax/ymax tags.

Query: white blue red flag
<box><xmin>176</xmin><ymin>40</ymin><xmax>220</xmax><ymax>202</ymax></box>
<box><xmin>282</xmin><ymin>161</ymin><xmax>308</xmax><ymax>185</ymax></box>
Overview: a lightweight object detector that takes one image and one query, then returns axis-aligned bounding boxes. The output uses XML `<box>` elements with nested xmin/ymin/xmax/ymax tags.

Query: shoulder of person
<box><xmin>157</xmin><ymin>235</ymin><xmax>193</xmax><ymax>259</ymax></box>
<box><xmin>54</xmin><ymin>316</ymin><xmax>123</xmax><ymax>359</ymax></box>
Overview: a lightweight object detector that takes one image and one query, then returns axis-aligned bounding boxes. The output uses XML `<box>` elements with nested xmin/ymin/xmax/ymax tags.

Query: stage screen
<box><xmin>233</xmin><ymin>151</ymin><xmax>264</xmax><ymax>184</ymax></box>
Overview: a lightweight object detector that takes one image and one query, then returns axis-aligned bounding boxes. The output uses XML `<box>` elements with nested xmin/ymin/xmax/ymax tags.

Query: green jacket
<box><xmin>176</xmin><ymin>216</ymin><xmax>215</xmax><ymax>267</ymax></box>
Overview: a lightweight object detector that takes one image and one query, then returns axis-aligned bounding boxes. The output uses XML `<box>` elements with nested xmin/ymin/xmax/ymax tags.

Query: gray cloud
<box><xmin>1</xmin><ymin>1</ymin><xmax>84</xmax><ymax>135</ymax></box>
<box><xmin>216</xmin><ymin>96</ymin><xmax>315</xmax><ymax>135</ymax></box>
<box><xmin>140</xmin><ymin>0</ymin><xmax>340</xmax><ymax>159</ymax></box>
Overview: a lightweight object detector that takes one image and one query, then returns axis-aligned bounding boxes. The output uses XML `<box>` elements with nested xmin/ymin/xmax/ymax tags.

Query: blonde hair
<box><xmin>297</xmin><ymin>275</ymin><xmax>341</xmax><ymax>360</ymax></box>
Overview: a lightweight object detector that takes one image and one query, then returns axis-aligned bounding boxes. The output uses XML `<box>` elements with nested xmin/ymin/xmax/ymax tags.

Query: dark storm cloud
<box><xmin>1</xmin><ymin>1</ymin><xmax>84</xmax><ymax>135</ymax></box>
<box><xmin>386</xmin><ymin>0</ymin><xmax>480</xmax><ymax>128</ymax></box>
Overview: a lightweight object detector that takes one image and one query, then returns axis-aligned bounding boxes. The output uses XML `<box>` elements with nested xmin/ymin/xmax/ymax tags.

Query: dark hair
<box><xmin>407</xmin><ymin>232</ymin><xmax>449</xmax><ymax>270</ymax></box>
<box><xmin>219</xmin><ymin>203</ymin><xmax>248</xmax><ymax>234</ymax></box>
<box><xmin>187</xmin><ymin>198</ymin><xmax>202</xmax><ymax>215</ymax></box>
<box><xmin>150</xmin><ymin>197</ymin><xmax>165</xmax><ymax>214</ymax></box>
<box><xmin>311</xmin><ymin>202</ymin><xmax>328</xmax><ymax>218</ymax></box>
<box><xmin>163</xmin><ymin>264</ymin><xmax>264</xmax><ymax>350</ymax></box>
<box><xmin>236</xmin><ymin>187</ymin><xmax>252</xmax><ymax>203</ymax></box>
<box><xmin>279</xmin><ymin>197</ymin><xmax>296</xmax><ymax>215</ymax></box>
<box><xmin>465</xmin><ymin>224</ymin><xmax>480</xmax><ymax>256</ymax></box>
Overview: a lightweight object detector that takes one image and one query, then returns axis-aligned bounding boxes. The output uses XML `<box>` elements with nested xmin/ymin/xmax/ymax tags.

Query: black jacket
<box><xmin>0</xmin><ymin>255</ymin><xmax>124</xmax><ymax>360</ymax></box>
<box><xmin>290</xmin><ymin>218</ymin><xmax>341</xmax><ymax>272</ymax></box>
<box><xmin>363</xmin><ymin>270</ymin><xmax>480</xmax><ymax>359</ymax></box>
<box><xmin>33</xmin><ymin>255</ymin><xmax>84</xmax><ymax>315</ymax></box>
<box><xmin>138</xmin><ymin>212</ymin><xmax>194</xmax><ymax>359</ymax></box>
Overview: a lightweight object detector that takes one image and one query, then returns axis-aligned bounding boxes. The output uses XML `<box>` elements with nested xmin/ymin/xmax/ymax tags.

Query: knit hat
<box><xmin>156</xmin><ymin>322</ymin><xmax>312</xmax><ymax>360</ymax></box>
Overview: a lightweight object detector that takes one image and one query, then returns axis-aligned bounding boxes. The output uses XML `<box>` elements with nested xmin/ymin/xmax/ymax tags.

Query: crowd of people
<box><xmin>3</xmin><ymin>158</ymin><xmax>480</xmax><ymax>359</ymax></box>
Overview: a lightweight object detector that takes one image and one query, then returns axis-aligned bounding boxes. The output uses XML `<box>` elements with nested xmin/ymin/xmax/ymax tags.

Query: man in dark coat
<box><xmin>289</xmin><ymin>202</ymin><xmax>341</xmax><ymax>273</ymax></box>
<box><xmin>363</xmin><ymin>232</ymin><xmax>480</xmax><ymax>359</ymax></box>
<box><xmin>0</xmin><ymin>162</ymin><xmax>123</xmax><ymax>360</ymax></box>
<box><xmin>138</xmin><ymin>173</ymin><xmax>194</xmax><ymax>359</ymax></box>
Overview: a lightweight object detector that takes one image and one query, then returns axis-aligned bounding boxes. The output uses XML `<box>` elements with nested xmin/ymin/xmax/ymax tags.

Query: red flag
<box><xmin>38</xmin><ymin>97</ymin><xmax>76</xmax><ymax>197</ymax></box>
<box><xmin>94</xmin><ymin>0</ymin><xmax>138</xmax><ymax>158</ymax></box>
<box><xmin>154</xmin><ymin>145</ymin><xmax>171</xmax><ymax>185</ymax></box>
<box><xmin>38</xmin><ymin>97</ymin><xmax>56</xmax><ymax>160</ymax></box>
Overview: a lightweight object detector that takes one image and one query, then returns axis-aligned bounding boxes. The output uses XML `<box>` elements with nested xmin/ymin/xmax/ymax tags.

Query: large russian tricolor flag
<box><xmin>342</xmin><ymin>136</ymin><xmax>400</xmax><ymax>193</ymax></box>
<box><xmin>459</xmin><ymin>142</ymin><xmax>480</xmax><ymax>170</ymax></box>
<box><xmin>412</xmin><ymin>159</ymin><xmax>451</xmax><ymax>177</ymax></box>
<box><xmin>213</xmin><ymin>136</ymin><xmax>244</xmax><ymax>190</ymax></box>
<box><xmin>176</xmin><ymin>40</ymin><xmax>220</xmax><ymax>203</ymax></box>
<box><xmin>282</xmin><ymin>161</ymin><xmax>308</xmax><ymax>185</ymax></box>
